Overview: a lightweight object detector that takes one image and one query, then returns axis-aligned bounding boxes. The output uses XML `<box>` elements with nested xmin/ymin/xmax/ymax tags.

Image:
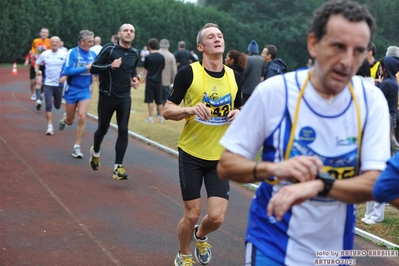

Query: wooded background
<box><xmin>1</xmin><ymin>0</ymin><xmax>397</xmax><ymax>70</ymax></box>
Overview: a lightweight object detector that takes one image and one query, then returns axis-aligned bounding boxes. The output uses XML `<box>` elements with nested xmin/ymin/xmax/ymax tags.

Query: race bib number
<box><xmin>322</xmin><ymin>165</ymin><xmax>356</xmax><ymax>180</ymax></box>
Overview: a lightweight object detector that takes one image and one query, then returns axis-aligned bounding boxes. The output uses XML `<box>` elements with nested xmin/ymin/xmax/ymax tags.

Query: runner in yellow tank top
<box><xmin>163</xmin><ymin>23</ymin><xmax>242</xmax><ymax>266</ymax></box>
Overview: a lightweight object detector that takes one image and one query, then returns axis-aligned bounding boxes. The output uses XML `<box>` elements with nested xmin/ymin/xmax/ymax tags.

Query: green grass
<box><xmin>356</xmin><ymin>203</ymin><xmax>399</xmax><ymax>245</ymax></box>
<box><xmin>0</xmin><ymin>63</ymin><xmax>15</xmax><ymax>68</ymax></box>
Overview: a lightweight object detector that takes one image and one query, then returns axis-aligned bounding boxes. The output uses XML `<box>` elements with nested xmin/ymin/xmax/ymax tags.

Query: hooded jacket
<box><xmin>263</xmin><ymin>58</ymin><xmax>288</xmax><ymax>79</ymax></box>
<box><xmin>376</xmin><ymin>56</ymin><xmax>399</xmax><ymax>127</ymax></box>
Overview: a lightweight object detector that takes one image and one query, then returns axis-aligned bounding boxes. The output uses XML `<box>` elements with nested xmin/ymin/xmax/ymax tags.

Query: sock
<box><xmin>114</xmin><ymin>164</ymin><xmax>121</xmax><ymax>170</ymax></box>
<box><xmin>92</xmin><ymin>150</ymin><xmax>100</xmax><ymax>157</ymax></box>
<box><xmin>35</xmin><ymin>88</ymin><xmax>41</xmax><ymax>100</ymax></box>
<box><xmin>74</xmin><ymin>144</ymin><xmax>80</xmax><ymax>149</ymax></box>
<box><xmin>195</xmin><ymin>226</ymin><xmax>206</xmax><ymax>240</ymax></box>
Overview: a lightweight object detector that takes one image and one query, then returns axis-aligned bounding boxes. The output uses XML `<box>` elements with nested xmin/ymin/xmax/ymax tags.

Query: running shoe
<box><xmin>145</xmin><ymin>117</ymin><xmax>154</xmax><ymax>123</ymax></box>
<box><xmin>58</xmin><ymin>113</ymin><xmax>66</xmax><ymax>131</ymax></box>
<box><xmin>72</xmin><ymin>146</ymin><xmax>83</xmax><ymax>158</ymax></box>
<box><xmin>113</xmin><ymin>165</ymin><xmax>128</xmax><ymax>180</ymax></box>
<box><xmin>31</xmin><ymin>94</ymin><xmax>36</xmax><ymax>101</ymax></box>
<box><xmin>36</xmin><ymin>99</ymin><xmax>42</xmax><ymax>110</ymax></box>
<box><xmin>46</xmin><ymin>124</ymin><xmax>54</xmax><ymax>135</ymax></box>
<box><xmin>174</xmin><ymin>251</ymin><xmax>194</xmax><ymax>266</ymax></box>
<box><xmin>361</xmin><ymin>217</ymin><xmax>369</xmax><ymax>223</ymax></box>
<box><xmin>192</xmin><ymin>225</ymin><xmax>212</xmax><ymax>265</ymax></box>
<box><xmin>89</xmin><ymin>146</ymin><xmax>100</xmax><ymax>171</ymax></box>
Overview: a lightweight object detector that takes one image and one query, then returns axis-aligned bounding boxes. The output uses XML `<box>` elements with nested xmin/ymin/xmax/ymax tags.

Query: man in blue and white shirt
<box><xmin>218</xmin><ymin>1</ymin><xmax>390</xmax><ymax>265</ymax></box>
<box><xmin>59</xmin><ymin>30</ymin><xmax>96</xmax><ymax>159</ymax></box>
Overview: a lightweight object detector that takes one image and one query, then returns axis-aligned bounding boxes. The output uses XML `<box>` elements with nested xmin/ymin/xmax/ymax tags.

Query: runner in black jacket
<box><xmin>89</xmin><ymin>23</ymin><xmax>140</xmax><ymax>180</ymax></box>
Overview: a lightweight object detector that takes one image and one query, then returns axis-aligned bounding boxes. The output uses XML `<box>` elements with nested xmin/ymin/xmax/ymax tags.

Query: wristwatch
<box><xmin>316</xmin><ymin>172</ymin><xmax>335</xmax><ymax>196</ymax></box>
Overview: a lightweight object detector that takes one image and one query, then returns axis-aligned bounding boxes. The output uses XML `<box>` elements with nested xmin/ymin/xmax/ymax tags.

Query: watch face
<box><xmin>317</xmin><ymin>172</ymin><xmax>335</xmax><ymax>180</ymax></box>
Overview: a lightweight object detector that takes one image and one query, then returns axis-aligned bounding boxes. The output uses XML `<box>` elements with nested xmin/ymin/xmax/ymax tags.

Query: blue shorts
<box><xmin>63</xmin><ymin>85</ymin><xmax>91</xmax><ymax>104</ymax></box>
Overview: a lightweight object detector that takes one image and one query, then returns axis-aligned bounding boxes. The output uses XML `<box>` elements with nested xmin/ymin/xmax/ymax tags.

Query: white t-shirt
<box><xmin>140</xmin><ymin>49</ymin><xmax>149</xmax><ymax>62</ymax></box>
<box><xmin>90</xmin><ymin>45</ymin><xmax>102</xmax><ymax>56</ymax></box>
<box><xmin>220</xmin><ymin>69</ymin><xmax>391</xmax><ymax>265</ymax></box>
<box><xmin>36</xmin><ymin>49</ymin><xmax>67</xmax><ymax>86</ymax></box>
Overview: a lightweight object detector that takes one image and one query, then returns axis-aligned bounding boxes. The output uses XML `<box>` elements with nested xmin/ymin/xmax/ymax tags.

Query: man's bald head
<box><xmin>50</xmin><ymin>36</ymin><xmax>61</xmax><ymax>51</ymax></box>
<box><xmin>94</xmin><ymin>36</ymin><xmax>102</xmax><ymax>45</ymax></box>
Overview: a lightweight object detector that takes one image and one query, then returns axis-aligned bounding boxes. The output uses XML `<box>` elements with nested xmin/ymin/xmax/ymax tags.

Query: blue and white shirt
<box><xmin>63</xmin><ymin>46</ymin><xmax>96</xmax><ymax>90</ymax></box>
<box><xmin>220</xmin><ymin>69</ymin><xmax>390</xmax><ymax>265</ymax></box>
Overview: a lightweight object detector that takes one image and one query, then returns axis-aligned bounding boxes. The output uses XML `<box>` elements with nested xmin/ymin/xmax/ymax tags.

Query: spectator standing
<box><xmin>385</xmin><ymin>45</ymin><xmax>399</xmax><ymax>141</ymax></box>
<box><xmin>241</xmin><ymin>40</ymin><xmax>264</xmax><ymax>104</ymax></box>
<box><xmin>356</xmin><ymin>58</ymin><xmax>388</xmax><ymax>225</ymax></box>
<box><xmin>366</xmin><ymin>42</ymin><xmax>380</xmax><ymax>79</ymax></box>
<box><xmin>158</xmin><ymin>39</ymin><xmax>177</xmax><ymax>106</ymax></box>
<box><xmin>58</xmin><ymin>30</ymin><xmax>96</xmax><ymax>159</ymax></box>
<box><xmin>225</xmin><ymin>49</ymin><xmax>247</xmax><ymax>80</ymax></box>
<box><xmin>361</xmin><ymin>56</ymin><xmax>399</xmax><ymax>225</ymax></box>
<box><xmin>376</xmin><ymin>56</ymin><xmax>399</xmax><ymax>156</ymax></box>
<box><xmin>376</xmin><ymin>56</ymin><xmax>399</xmax><ymax>130</ymax></box>
<box><xmin>217</xmin><ymin>1</ymin><xmax>390</xmax><ymax>265</ymax></box>
<box><xmin>261</xmin><ymin>44</ymin><xmax>288</xmax><ymax>79</ymax></box>
<box><xmin>143</xmin><ymin>38</ymin><xmax>165</xmax><ymax>123</ymax></box>
<box><xmin>140</xmin><ymin>45</ymin><xmax>149</xmax><ymax>66</ymax></box>
<box><xmin>34</xmin><ymin>36</ymin><xmax>67</xmax><ymax>135</ymax></box>
<box><xmin>174</xmin><ymin>41</ymin><xmax>197</xmax><ymax>71</ymax></box>
<box><xmin>89</xmin><ymin>24</ymin><xmax>140</xmax><ymax>180</ymax></box>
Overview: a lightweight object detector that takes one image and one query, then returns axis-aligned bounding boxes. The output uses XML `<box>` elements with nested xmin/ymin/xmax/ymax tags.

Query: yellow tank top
<box><xmin>178</xmin><ymin>62</ymin><xmax>238</xmax><ymax>160</ymax></box>
<box><xmin>370</xmin><ymin>61</ymin><xmax>380</xmax><ymax>79</ymax></box>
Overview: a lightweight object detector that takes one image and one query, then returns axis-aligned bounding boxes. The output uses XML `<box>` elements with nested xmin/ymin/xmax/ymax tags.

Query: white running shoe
<box><xmin>360</xmin><ymin>217</ymin><xmax>369</xmax><ymax>223</ymax></box>
<box><xmin>72</xmin><ymin>146</ymin><xmax>83</xmax><ymax>158</ymax></box>
<box><xmin>31</xmin><ymin>94</ymin><xmax>37</xmax><ymax>101</ymax></box>
<box><xmin>36</xmin><ymin>99</ymin><xmax>42</xmax><ymax>110</ymax></box>
<box><xmin>46</xmin><ymin>124</ymin><xmax>54</xmax><ymax>135</ymax></box>
<box><xmin>145</xmin><ymin>117</ymin><xmax>154</xmax><ymax>123</ymax></box>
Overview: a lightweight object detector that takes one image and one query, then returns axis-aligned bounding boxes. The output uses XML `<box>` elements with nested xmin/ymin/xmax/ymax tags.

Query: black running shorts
<box><xmin>178</xmin><ymin>148</ymin><xmax>230</xmax><ymax>201</ymax></box>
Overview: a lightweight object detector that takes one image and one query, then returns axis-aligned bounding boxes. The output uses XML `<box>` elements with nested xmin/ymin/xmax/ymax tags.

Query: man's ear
<box><xmin>307</xmin><ymin>33</ymin><xmax>318</xmax><ymax>59</ymax></box>
<box><xmin>197</xmin><ymin>43</ymin><xmax>204</xmax><ymax>53</ymax></box>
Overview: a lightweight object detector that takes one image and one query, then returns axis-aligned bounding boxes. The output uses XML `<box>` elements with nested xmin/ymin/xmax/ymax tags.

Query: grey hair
<box><xmin>78</xmin><ymin>30</ymin><xmax>94</xmax><ymax>42</ymax></box>
<box><xmin>386</xmin><ymin>46</ymin><xmax>399</xmax><ymax>57</ymax></box>
<box><xmin>196</xmin><ymin>23</ymin><xmax>219</xmax><ymax>44</ymax></box>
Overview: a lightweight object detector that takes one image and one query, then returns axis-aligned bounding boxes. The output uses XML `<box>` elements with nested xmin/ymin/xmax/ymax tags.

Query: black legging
<box><xmin>93</xmin><ymin>93</ymin><xmax>131</xmax><ymax>164</ymax></box>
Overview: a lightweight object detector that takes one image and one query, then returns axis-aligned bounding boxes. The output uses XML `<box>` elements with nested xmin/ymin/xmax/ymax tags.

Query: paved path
<box><xmin>1</xmin><ymin>68</ymin><xmax>397</xmax><ymax>265</ymax></box>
